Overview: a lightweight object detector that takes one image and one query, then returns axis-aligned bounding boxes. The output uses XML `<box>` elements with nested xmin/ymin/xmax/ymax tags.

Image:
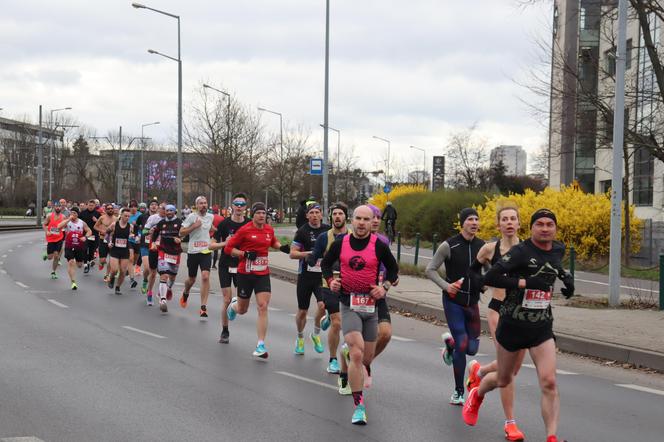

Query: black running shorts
<box><xmin>322</xmin><ymin>287</ymin><xmax>339</xmax><ymax>315</ymax></box>
<box><xmin>64</xmin><ymin>247</ymin><xmax>86</xmax><ymax>263</ymax></box>
<box><xmin>237</xmin><ymin>273</ymin><xmax>271</xmax><ymax>299</ymax></box>
<box><xmin>187</xmin><ymin>253</ymin><xmax>212</xmax><ymax>278</ymax></box>
<box><xmin>47</xmin><ymin>241</ymin><xmax>63</xmax><ymax>255</ymax></box>
<box><xmin>219</xmin><ymin>264</ymin><xmax>238</xmax><ymax>289</ymax></box>
<box><xmin>495</xmin><ymin>318</ymin><xmax>554</xmax><ymax>352</ymax></box>
<box><xmin>296</xmin><ymin>274</ymin><xmax>322</xmax><ymax>310</ymax></box>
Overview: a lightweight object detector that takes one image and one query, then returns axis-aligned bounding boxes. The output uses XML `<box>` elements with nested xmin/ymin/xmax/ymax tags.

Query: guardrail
<box><xmin>0</xmin><ymin>225</ymin><xmax>41</xmax><ymax>233</ymax></box>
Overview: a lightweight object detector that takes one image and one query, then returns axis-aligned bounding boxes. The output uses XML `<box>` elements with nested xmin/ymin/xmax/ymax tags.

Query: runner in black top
<box><xmin>108</xmin><ymin>209</ymin><xmax>135</xmax><ymax>294</ymax></box>
<box><xmin>78</xmin><ymin>199</ymin><xmax>99</xmax><ymax>273</ymax></box>
<box><xmin>463</xmin><ymin>209</ymin><xmax>574</xmax><ymax>442</ymax></box>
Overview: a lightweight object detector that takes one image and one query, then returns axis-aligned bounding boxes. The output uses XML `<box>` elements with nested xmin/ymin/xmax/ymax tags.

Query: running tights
<box><xmin>442</xmin><ymin>295</ymin><xmax>481</xmax><ymax>394</ymax></box>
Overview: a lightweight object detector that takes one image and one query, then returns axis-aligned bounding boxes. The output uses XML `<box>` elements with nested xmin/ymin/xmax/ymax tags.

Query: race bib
<box><xmin>193</xmin><ymin>241</ymin><xmax>209</xmax><ymax>248</ymax></box>
<box><xmin>350</xmin><ymin>293</ymin><xmax>376</xmax><ymax>313</ymax></box>
<box><xmin>246</xmin><ymin>256</ymin><xmax>269</xmax><ymax>272</ymax></box>
<box><xmin>115</xmin><ymin>238</ymin><xmax>128</xmax><ymax>248</ymax></box>
<box><xmin>71</xmin><ymin>233</ymin><xmax>81</xmax><ymax>245</ymax></box>
<box><xmin>307</xmin><ymin>258</ymin><xmax>322</xmax><ymax>273</ymax></box>
<box><xmin>228</xmin><ymin>266</ymin><xmax>238</xmax><ymax>274</ymax></box>
<box><xmin>522</xmin><ymin>289</ymin><xmax>552</xmax><ymax>309</ymax></box>
<box><xmin>49</xmin><ymin>227</ymin><xmax>60</xmax><ymax>234</ymax></box>
<box><xmin>164</xmin><ymin>253</ymin><xmax>179</xmax><ymax>264</ymax></box>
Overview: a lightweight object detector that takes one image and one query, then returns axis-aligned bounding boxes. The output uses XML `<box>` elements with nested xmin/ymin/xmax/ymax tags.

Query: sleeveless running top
<box><xmin>339</xmin><ymin>234</ymin><xmax>379</xmax><ymax>295</ymax></box>
<box><xmin>64</xmin><ymin>219</ymin><xmax>86</xmax><ymax>249</ymax></box>
<box><xmin>45</xmin><ymin>213</ymin><xmax>65</xmax><ymax>242</ymax></box>
<box><xmin>489</xmin><ymin>239</ymin><xmax>520</xmax><ymax>301</ymax></box>
<box><xmin>112</xmin><ymin>221</ymin><xmax>131</xmax><ymax>249</ymax></box>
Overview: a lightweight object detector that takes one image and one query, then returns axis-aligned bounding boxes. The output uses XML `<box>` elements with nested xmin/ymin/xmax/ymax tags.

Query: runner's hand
<box><xmin>369</xmin><ymin>284</ymin><xmax>386</xmax><ymax>300</ymax></box>
<box><xmin>525</xmin><ymin>275</ymin><xmax>551</xmax><ymax>291</ymax></box>
<box><xmin>329</xmin><ymin>279</ymin><xmax>341</xmax><ymax>292</ymax></box>
<box><xmin>244</xmin><ymin>250</ymin><xmax>257</xmax><ymax>261</ymax></box>
<box><xmin>279</xmin><ymin>244</ymin><xmax>290</xmax><ymax>254</ymax></box>
<box><xmin>559</xmin><ymin>271</ymin><xmax>574</xmax><ymax>298</ymax></box>
<box><xmin>191</xmin><ymin>218</ymin><xmax>202</xmax><ymax>229</ymax></box>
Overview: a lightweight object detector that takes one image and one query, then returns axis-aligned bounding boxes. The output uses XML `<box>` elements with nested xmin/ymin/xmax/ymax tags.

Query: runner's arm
<box><xmin>93</xmin><ymin>217</ymin><xmax>105</xmax><ymax>234</ymax></box>
<box><xmin>83</xmin><ymin>224</ymin><xmax>93</xmax><ymax>237</ymax></box>
<box><xmin>56</xmin><ymin>217</ymin><xmax>70</xmax><ymax>230</ymax></box>
<box><xmin>376</xmin><ymin>240</ymin><xmax>399</xmax><ymax>284</ymax></box>
<box><xmin>484</xmin><ymin>247</ymin><xmax>526</xmax><ymax>289</ymax></box>
<box><xmin>289</xmin><ymin>229</ymin><xmax>310</xmax><ymax>259</ymax></box>
<box><xmin>320</xmin><ymin>238</ymin><xmax>342</xmax><ymax>282</ymax></box>
<box><xmin>425</xmin><ymin>241</ymin><xmax>451</xmax><ymax>291</ymax></box>
<box><xmin>306</xmin><ymin>232</ymin><xmax>328</xmax><ymax>266</ymax></box>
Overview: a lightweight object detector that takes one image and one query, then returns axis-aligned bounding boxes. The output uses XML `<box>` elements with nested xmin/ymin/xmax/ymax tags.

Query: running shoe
<box><xmin>462</xmin><ymin>387</ymin><xmax>484</xmax><ymax>426</ymax></box>
<box><xmin>311</xmin><ymin>333</ymin><xmax>324</xmax><ymax>353</ymax></box>
<box><xmin>71</xmin><ymin>282</ymin><xmax>78</xmax><ymax>290</ymax></box>
<box><xmin>50</xmin><ymin>271</ymin><xmax>57</xmax><ymax>280</ymax></box>
<box><xmin>504</xmin><ymin>421</ymin><xmax>525</xmax><ymax>441</ymax></box>
<box><xmin>146</xmin><ymin>291</ymin><xmax>153</xmax><ymax>306</ymax></box>
<box><xmin>166</xmin><ymin>288</ymin><xmax>173</xmax><ymax>301</ymax></box>
<box><xmin>545</xmin><ymin>436</ymin><xmax>567</xmax><ymax>442</ymax></box>
<box><xmin>363</xmin><ymin>365</ymin><xmax>372</xmax><ymax>389</ymax></box>
<box><xmin>320</xmin><ymin>310</ymin><xmax>330</xmax><ymax>331</ymax></box>
<box><xmin>90</xmin><ymin>260</ymin><xmax>96</xmax><ymax>268</ymax></box>
<box><xmin>327</xmin><ymin>359</ymin><xmax>340</xmax><ymax>374</ymax></box>
<box><xmin>130</xmin><ymin>278</ymin><xmax>138</xmax><ymax>289</ymax></box>
<box><xmin>253</xmin><ymin>343</ymin><xmax>268</xmax><ymax>359</ymax></box>
<box><xmin>180</xmin><ymin>292</ymin><xmax>189</xmax><ymax>309</ymax></box>
<box><xmin>83</xmin><ymin>263</ymin><xmax>90</xmax><ymax>274</ymax></box>
<box><xmin>337</xmin><ymin>377</ymin><xmax>352</xmax><ymax>395</ymax></box>
<box><xmin>351</xmin><ymin>404</ymin><xmax>367</xmax><ymax>425</ymax></box>
<box><xmin>466</xmin><ymin>359</ymin><xmax>481</xmax><ymax>392</ymax></box>
<box><xmin>227</xmin><ymin>297</ymin><xmax>237</xmax><ymax>321</ymax></box>
<box><xmin>219</xmin><ymin>329</ymin><xmax>230</xmax><ymax>344</ymax></box>
<box><xmin>108</xmin><ymin>275</ymin><xmax>116</xmax><ymax>289</ymax></box>
<box><xmin>342</xmin><ymin>343</ymin><xmax>350</xmax><ymax>364</ymax></box>
<box><xmin>450</xmin><ymin>390</ymin><xmax>465</xmax><ymax>406</ymax></box>
<box><xmin>42</xmin><ymin>252</ymin><xmax>48</xmax><ymax>261</ymax></box>
<box><xmin>115</xmin><ymin>286</ymin><xmax>121</xmax><ymax>295</ymax></box>
<box><xmin>103</xmin><ymin>274</ymin><xmax>109</xmax><ymax>283</ymax></box>
<box><xmin>159</xmin><ymin>298</ymin><xmax>168</xmax><ymax>313</ymax></box>
<box><xmin>200</xmin><ymin>306</ymin><xmax>208</xmax><ymax>318</ymax></box>
<box><xmin>141</xmin><ymin>280</ymin><xmax>148</xmax><ymax>294</ymax></box>
<box><xmin>294</xmin><ymin>337</ymin><xmax>305</xmax><ymax>355</ymax></box>
<box><xmin>441</xmin><ymin>332</ymin><xmax>455</xmax><ymax>366</ymax></box>
<box><xmin>98</xmin><ymin>262</ymin><xmax>104</xmax><ymax>271</ymax></box>
<box><xmin>134</xmin><ymin>265</ymin><xmax>141</xmax><ymax>276</ymax></box>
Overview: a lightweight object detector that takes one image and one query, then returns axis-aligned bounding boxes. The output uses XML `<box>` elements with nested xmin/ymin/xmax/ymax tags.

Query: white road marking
<box><xmin>574</xmin><ymin>277</ymin><xmax>658</xmax><ymax>294</ymax></box>
<box><xmin>0</xmin><ymin>261</ymin><xmax>4</xmax><ymax>265</ymax></box>
<box><xmin>268</xmin><ymin>307</ymin><xmax>282</xmax><ymax>311</ymax></box>
<box><xmin>47</xmin><ymin>299</ymin><xmax>69</xmax><ymax>309</ymax></box>
<box><xmin>522</xmin><ymin>364</ymin><xmax>578</xmax><ymax>375</ymax></box>
<box><xmin>391</xmin><ymin>335</ymin><xmax>415</xmax><ymax>342</ymax></box>
<box><xmin>616</xmin><ymin>384</ymin><xmax>664</xmax><ymax>396</ymax></box>
<box><xmin>15</xmin><ymin>281</ymin><xmax>29</xmax><ymax>289</ymax></box>
<box><xmin>1</xmin><ymin>255</ymin><xmax>6</xmax><ymax>258</ymax></box>
<box><xmin>122</xmin><ymin>326</ymin><xmax>166</xmax><ymax>339</ymax></box>
<box><xmin>0</xmin><ymin>269</ymin><xmax>7</xmax><ymax>274</ymax></box>
<box><xmin>289</xmin><ymin>313</ymin><xmax>313</xmax><ymax>320</ymax></box>
<box><xmin>275</xmin><ymin>371</ymin><xmax>337</xmax><ymax>391</ymax></box>
<box><xmin>2</xmin><ymin>437</ymin><xmax>46</xmax><ymax>442</ymax></box>
<box><xmin>16</xmin><ymin>244</ymin><xmax>22</xmax><ymax>248</ymax></box>
<box><xmin>8</xmin><ymin>249</ymin><xmax>13</xmax><ymax>252</ymax></box>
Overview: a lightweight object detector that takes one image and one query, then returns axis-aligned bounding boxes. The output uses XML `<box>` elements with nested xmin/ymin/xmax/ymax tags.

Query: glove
<box><xmin>244</xmin><ymin>251</ymin><xmax>257</xmax><ymax>261</ymax></box>
<box><xmin>525</xmin><ymin>275</ymin><xmax>552</xmax><ymax>291</ymax></box>
<box><xmin>468</xmin><ymin>260</ymin><xmax>485</xmax><ymax>293</ymax></box>
<box><xmin>279</xmin><ymin>244</ymin><xmax>290</xmax><ymax>254</ymax></box>
<box><xmin>559</xmin><ymin>271</ymin><xmax>574</xmax><ymax>298</ymax></box>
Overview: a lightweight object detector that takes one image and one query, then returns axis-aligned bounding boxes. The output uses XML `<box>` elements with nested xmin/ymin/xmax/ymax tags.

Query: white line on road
<box><xmin>391</xmin><ymin>335</ymin><xmax>415</xmax><ymax>342</ymax></box>
<box><xmin>268</xmin><ymin>307</ymin><xmax>282</xmax><ymax>311</ymax></box>
<box><xmin>0</xmin><ymin>269</ymin><xmax>6</xmax><ymax>274</ymax></box>
<box><xmin>522</xmin><ymin>363</ymin><xmax>578</xmax><ymax>375</ymax></box>
<box><xmin>15</xmin><ymin>281</ymin><xmax>29</xmax><ymax>289</ymax></box>
<box><xmin>616</xmin><ymin>384</ymin><xmax>664</xmax><ymax>396</ymax></box>
<box><xmin>574</xmin><ymin>278</ymin><xmax>658</xmax><ymax>294</ymax></box>
<box><xmin>1</xmin><ymin>437</ymin><xmax>46</xmax><ymax>442</ymax></box>
<box><xmin>47</xmin><ymin>299</ymin><xmax>69</xmax><ymax>309</ymax></box>
<box><xmin>16</xmin><ymin>244</ymin><xmax>22</xmax><ymax>248</ymax></box>
<box><xmin>8</xmin><ymin>249</ymin><xmax>13</xmax><ymax>252</ymax></box>
<box><xmin>288</xmin><ymin>313</ymin><xmax>313</xmax><ymax>320</ymax></box>
<box><xmin>275</xmin><ymin>371</ymin><xmax>337</xmax><ymax>391</ymax></box>
<box><xmin>1</xmin><ymin>255</ymin><xmax>6</xmax><ymax>258</ymax></box>
<box><xmin>122</xmin><ymin>326</ymin><xmax>167</xmax><ymax>339</ymax></box>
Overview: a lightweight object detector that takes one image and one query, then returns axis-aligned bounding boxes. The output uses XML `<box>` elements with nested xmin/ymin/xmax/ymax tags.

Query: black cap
<box><xmin>329</xmin><ymin>202</ymin><xmax>348</xmax><ymax>218</ymax></box>
<box><xmin>459</xmin><ymin>207</ymin><xmax>479</xmax><ymax>225</ymax></box>
<box><xmin>530</xmin><ymin>208</ymin><xmax>557</xmax><ymax>227</ymax></box>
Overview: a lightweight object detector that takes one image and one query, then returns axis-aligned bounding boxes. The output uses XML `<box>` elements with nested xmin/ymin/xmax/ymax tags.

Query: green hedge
<box><xmin>392</xmin><ymin>190</ymin><xmax>487</xmax><ymax>242</ymax></box>
<box><xmin>0</xmin><ymin>207</ymin><xmax>32</xmax><ymax>217</ymax></box>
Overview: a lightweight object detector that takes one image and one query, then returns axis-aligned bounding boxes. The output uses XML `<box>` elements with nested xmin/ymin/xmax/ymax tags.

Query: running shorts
<box><xmin>488</xmin><ymin>298</ymin><xmax>503</xmax><ymax>313</ymax></box>
<box><xmin>157</xmin><ymin>250</ymin><xmax>181</xmax><ymax>276</ymax></box>
<box><xmin>98</xmin><ymin>241</ymin><xmax>110</xmax><ymax>258</ymax></box>
<box><xmin>340</xmin><ymin>302</ymin><xmax>378</xmax><ymax>342</ymax></box>
<box><xmin>140</xmin><ymin>246</ymin><xmax>150</xmax><ymax>258</ymax></box>
<box><xmin>47</xmin><ymin>240</ymin><xmax>63</xmax><ymax>255</ymax></box>
<box><xmin>237</xmin><ymin>273</ymin><xmax>271</xmax><ymax>299</ymax></box>
<box><xmin>296</xmin><ymin>274</ymin><xmax>322</xmax><ymax>310</ymax></box>
<box><xmin>376</xmin><ymin>298</ymin><xmax>391</xmax><ymax>323</ymax></box>
<box><xmin>219</xmin><ymin>264</ymin><xmax>238</xmax><ymax>289</ymax></box>
<box><xmin>321</xmin><ymin>287</ymin><xmax>339</xmax><ymax>315</ymax></box>
<box><xmin>64</xmin><ymin>247</ymin><xmax>86</xmax><ymax>263</ymax></box>
<box><xmin>187</xmin><ymin>253</ymin><xmax>212</xmax><ymax>278</ymax></box>
<box><xmin>149</xmin><ymin>249</ymin><xmax>159</xmax><ymax>270</ymax></box>
<box><xmin>495</xmin><ymin>318</ymin><xmax>554</xmax><ymax>352</ymax></box>
<box><xmin>110</xmin><ymin>247</ymin><xmax>130</xmax><ymax>260</ymax></box>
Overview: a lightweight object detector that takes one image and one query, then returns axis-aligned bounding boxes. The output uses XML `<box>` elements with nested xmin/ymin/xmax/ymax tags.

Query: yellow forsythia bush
<box><xmin>369</xmin><ymin>184</ymin><xmax>427</xmax><ymax>210</ymax></box>
<box><xmin>475</xmin><ymin>186</ymin><xmax>641</xmax><ymax>260</ymax></box>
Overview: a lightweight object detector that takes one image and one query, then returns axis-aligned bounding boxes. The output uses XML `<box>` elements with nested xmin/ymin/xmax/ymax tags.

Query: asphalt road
<box><xmin>1</xmin><ymin>231</ymin><xmax>663</xmax><ymax>442</ymax></box>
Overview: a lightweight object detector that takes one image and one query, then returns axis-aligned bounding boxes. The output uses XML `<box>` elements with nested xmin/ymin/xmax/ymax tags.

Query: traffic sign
<box><xmin>383</xmin><ymin>184</ymin><xmax>391</xmax><ymax>194</ymax></box>
<box><xmin>310</xmin><ymin>158</ymin><xmax>323</xmax><ymax>175</ymax></box>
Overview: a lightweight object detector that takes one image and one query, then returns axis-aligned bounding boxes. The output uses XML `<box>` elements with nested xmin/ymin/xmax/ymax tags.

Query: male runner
<box><xmin>210</xmin><ymin>193</ymin><xmax>251</xmax><ymax>344</ymax></box>
<box><xmin>137</xmin><ymin>200</ymin><xmax>158</xmax><ymax>297</ymax></box>
<box><xmin>425</xmin><ymin>207</ymin><xmax>485</xmax><ymax>405</ymax></box>
<box><xmin>107</xmin><ymin>209</ymin><xmax>134</xmax><ymax>295</ymax></box>
<box><xmin>289</xmin><ymin>202</ymin><xmax>329</xmax><ymax>355</ymax></box>
<box><xmin>224</xmin><ymin>202</ymin><xmax>289</xmax><ymax>358</ymax></box>
<box><xmin>144</xmin><ymin>202</ymin><xmax>166</xmax><ymax>305</ymax></box>
<box><xmin>211</xmin><ymin>207</ymin><xmax>224</xmax><ymax>270</ymax></box>
<box><xmin>307</xmin><ymin>202</ymin><xmax>351</xmax><ymax>389</ymax></box>
<box><xmin>465</xmin><ymin>203</ymin><xmax>525</xmax><ymax>441</ymax></box>
<box><xmin>321</xmin><ymin>205</ymin><xmax>399</xmax><ymax>425</ymax></box>
<box><xmin>152</xmin><ymin>205</ymin><xmax>183</xmax><ymax>313</ymax></box>
<box><xmin>462</xmin><ymin>209</ymin><xmax>574</xmax><ymax>442</ymax></box>
<box><xmin>43</xmin><ymin>200</ymin><xmax>54</xmax><ymax>221</ymax></box>
<box><xmin>94</xmin><ymin>203</ymin><xmax>117</xmax><ymax>281</ymax></box>
<box><xmin>127</xmin><ymin>200</ymin><xmax>142</xmax><ymax>288</ymax></box>
<box><xmin>179</xmin><ymin>196</ymin><xmax>215</xmax><ymax>318</ymax></box>
<box><xmin>78</xmin><ymin>199</ymin><xmax>100</xmax><ymax>273</ymax></box>
<box><xmin>43</xmin><ymin>202</ymin><xmax>65</xmax><ymax>278</ymax></box>
<box><xmin>58</xmin><ymin>206</ymin><xmax>92</xmax><ymax>290</ymax></box>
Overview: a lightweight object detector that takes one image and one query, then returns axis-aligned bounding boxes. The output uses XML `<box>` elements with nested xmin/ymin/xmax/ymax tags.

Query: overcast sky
<box><xmin>1</xmin><ymin>0</ymin><xmax>552</xmax><ymax>173</ymax></box>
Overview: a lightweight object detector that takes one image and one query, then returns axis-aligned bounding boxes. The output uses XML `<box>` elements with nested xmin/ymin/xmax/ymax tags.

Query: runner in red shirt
<box><xmin>43</xmin><ymin>202</ymin><xmax>66</xmax><ymax>279</ymax></box>
<box><xmin>57</xmin><ymin>206</ymin><xmax>93</xmax><ymax>290</ymax></box>
<box><xmin>224</xmin><ymin>202</ymin><xmax>290</xmax><ymax>358</ymax></box>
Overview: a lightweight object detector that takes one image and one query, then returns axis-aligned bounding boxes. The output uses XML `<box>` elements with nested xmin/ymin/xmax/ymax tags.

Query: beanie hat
<box><xmin>459</xmin><ymin>207</ymin><xmax>479</xmax><ymax>225</ymax></box>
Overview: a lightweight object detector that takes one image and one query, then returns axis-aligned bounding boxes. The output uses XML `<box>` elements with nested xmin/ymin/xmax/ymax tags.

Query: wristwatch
<box><xmin>382</xmin><ymin>282</ymin><xmax>391</xmax><ymax>292</ymax></box>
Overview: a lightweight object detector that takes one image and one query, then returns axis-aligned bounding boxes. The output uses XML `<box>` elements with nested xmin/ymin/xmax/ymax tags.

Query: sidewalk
<box><xmin>268</xmin><ymin>251</ymin><xmax>664</xmax><ymax>371</ymax></box>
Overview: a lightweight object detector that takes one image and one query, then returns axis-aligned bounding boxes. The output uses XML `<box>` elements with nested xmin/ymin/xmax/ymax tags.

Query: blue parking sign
<box><xmin>310</xmin><ymin>158</ymin><xmax>323</xmax><ymax>175</ymax></box>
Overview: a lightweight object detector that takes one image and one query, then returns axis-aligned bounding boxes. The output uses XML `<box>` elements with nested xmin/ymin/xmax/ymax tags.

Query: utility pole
<box><xmin>322</xmin><ymin>0</ymin><xmax>330</xmax><ymax>219</ymax></box>
<box><xmin>117</xmin><ymin>126</ymin><xmax>123</xmax><ymax>203</ymax></box>
<box><xmin>36</xmin><ymin>105</ymin><xmax>43</xmax><ymax>226</ymax></box>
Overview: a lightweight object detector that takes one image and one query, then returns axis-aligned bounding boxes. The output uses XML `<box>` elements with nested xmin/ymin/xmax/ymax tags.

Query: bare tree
<box><xmin>445</xmin><ymin>124</ymin><xmax>490</xmax><ymax>189</ymax></box>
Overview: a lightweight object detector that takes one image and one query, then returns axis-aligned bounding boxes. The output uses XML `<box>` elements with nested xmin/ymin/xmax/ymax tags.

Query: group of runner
<box><xmin>40</xmin><ymin>193</ymin><xmax>573</xmax><ymax>438</ymax></box>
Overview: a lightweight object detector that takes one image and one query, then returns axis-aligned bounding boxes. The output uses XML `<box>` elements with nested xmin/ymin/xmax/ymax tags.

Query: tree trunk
<box><xmin>623</xmin><ymin>147</ymin><xmax>631</xmax><ymax>266</ymax></box>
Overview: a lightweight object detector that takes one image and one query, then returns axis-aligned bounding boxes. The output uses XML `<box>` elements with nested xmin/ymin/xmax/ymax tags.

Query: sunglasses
<box><xmin>232</xmin><ymin>201</ymin><xmax>247</xmax><ymax>207</ymax></box>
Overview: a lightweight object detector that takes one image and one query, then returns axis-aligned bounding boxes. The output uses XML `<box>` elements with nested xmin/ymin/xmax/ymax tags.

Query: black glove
<box><xmin>468</xmin><ymin>259</ymin><xmax>485</xmax><ymax>293</ymax></box>
<box><xmin>244</xmin><ymin>250</ymin><xmax>257</xmax><ymax>261</ymax></box>
<box><xmin>559</xmin><ymin>271</ymin><xmax>575</xmax><ymax>298</ymax></box>
<box><xmin>279</xmin><ymin>244</ymin><xmax>290</xmax><ymax>254</ymax></box>
<box><xmin>525</xmin><ymin>275</ymin><xmax>552</xmax><ymax>291</ymax></box>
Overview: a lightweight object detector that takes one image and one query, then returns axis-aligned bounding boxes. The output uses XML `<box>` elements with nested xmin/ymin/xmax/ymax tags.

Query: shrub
<box><xmin>369</xmin><ymin>184</ymin><xmax>427</xmax><ymax>210</ymax></box>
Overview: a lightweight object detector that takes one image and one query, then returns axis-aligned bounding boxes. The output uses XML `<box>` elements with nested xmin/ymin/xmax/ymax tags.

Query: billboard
<box><xmin>432</xmin><ymin>156</ymin><xmax>445</xmax><ymax>191</ymax></box>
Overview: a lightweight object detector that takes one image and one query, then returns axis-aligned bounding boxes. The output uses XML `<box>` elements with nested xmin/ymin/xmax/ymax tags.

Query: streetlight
<box><xmin>49</xmin><ymin>107</ymin><xmax>72</xmax><ymax>200</ymax></box>
<box><xmin>258</xmin><ymin>106</ymin><xmax>284</xmax><ymax>213</ymax></box>
<box><xmin>322</xmin><ymin>0</ymin><xmax>331</xmax><ymax>218</ymax></box>
<box><xmin>140</xmin><ymin>121</ymin><xmax>160</xmax><ymax>202</ymax></box>
<box><xmin>133</xmin><ymin>2</ymin><xmax>183</xmax><ymax>211</ymax></box>
<box><xmin>319</xmin><ymin>124</ymin><xmax>340</xmax><ymax>169</ymax></box>
<box><xmin>373</xmin><ymin>136</ymin><xmax>391</xmax><ymax>193</ymax></box>
<box><xmin>203</xmin><ymin>84</ymin><xmax>231</xmax><ymax>205</ymax></box>
<box><xmin>409</xmin><ymin>145</ymin><xmax>426</xmax><ymax>188</ymax></box>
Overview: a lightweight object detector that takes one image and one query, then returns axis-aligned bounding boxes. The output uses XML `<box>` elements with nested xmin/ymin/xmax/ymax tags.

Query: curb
<box><xmin>270</xmin><ymin>265</ymin><xmax>664</xmax><ymax>372</ymax></box>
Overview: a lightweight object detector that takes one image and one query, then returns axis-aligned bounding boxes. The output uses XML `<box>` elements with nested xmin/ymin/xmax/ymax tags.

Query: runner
<box><xmin>78</xmin><ymin>199</ymin><xmax>100</xmax><ymax>274</ymax></box>
<box><xmin>57</xmin><ymin>206</ymin><xmax>92</xmax><ymax>290</ymax></box>
<box><xmin>127</xmin><ymin>200</ymin><xmax>142</xmax><ymax>288</ymax></box>
<box><xmin>107</xmin><ymin>209</ymin><xmax>135</xmax><ymax>295</ymax></box>
<box><xmin>223</xmin><ymin>202</ymin><xmax>289</xmax><ymax>358</ymax></box>
<box><xmin>144</xmin><ymin>202</ymin><xmax>166</xmax><ymax>305</ymax></box>
<box><xmin>42</xmin><ymin>202</ymin><xmax>66</xmax><ymax>278</ymax></box>
<box><xmin>321</xmin><ymin>205</ymin><xmax>399</xmax><ymax>425</ymax></box>
<box><xmin>210</xmin><ymin>193</ymin><xmax>251</xmax><ymax>344</ymax></box>
<box><xmin>425</xmin><ymin>207</ymin><xmax>485</xmax><ymax>405</ymax></box>
<box><xmin>179</xmin><ymin>196</ymin><xmax>215</xmax><ymax>319</ymax></box>
<box><xmin>289</xmin><ymin>201</ymin><xmax>330</xmax><ymax>355</ymax></box>
<box><xmin>94</xmin><ymin>203</ymin><xmax>117</xmax><ymax>281</ymax></box>
<box><xmin>462</xmin><ymin>209</ymin><xmax>574</xmax><ymax>442</ymax></box>
<box><xmin>137</xmin><ymin>200</ymin><xmax>158</xmax><ymax>298</ymax></box>
<box><xmin>307</xmin><ymin>202</ymin><xmax>351</xmax><ymax>391</ymax></box>
<box><xmin>211</xmin><ymin>207</ymin><xmax>225</xmax><ymax>270</ymax></box>
<box><xmin>151</xmin><ymin>204</ymin><xmax>183</xmax><ymax>313</ymax></box>
<box><xmin>465</xmin><ymin>203</ymin><xmax>526</xmax><ymax>441</ymax></box>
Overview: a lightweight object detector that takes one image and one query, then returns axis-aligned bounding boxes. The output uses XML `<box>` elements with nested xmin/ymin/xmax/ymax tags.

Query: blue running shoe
<box><xmin>351</xmin><ymin>404</ymin><xmax>367</xmax><ymax>425</ymax></box>
<box><xmin>311</xmin><ymin>333</ymin><xmax>324</xmax><ymax>353</ymax></box>
<box><xmin>294</xmin><ymin>337</ymin><xmax>305</xmax><ymax>355</ymax></box>
<box><xmin>441</xmin><ymin>332</ymin><xmax>455</xmax><ymax>366</ymax></box>
<box><xmin>327</xmin><ymin>358</ymin><xmax>340</xmax><ymax>374</ymax></box>
<box><xmin>320</xmin><ymin>310</ymin><xmax>330</xmax><ymax>331</ymax></box>
<box><xmin>227</xmin><ymin>297</ymin><xmax>238</xmax><ymax>321</ymax></box>
<box><xmin>253</xmin><ymin>343</ymin><xmax>268</xmax><ymax>359</ymax></box>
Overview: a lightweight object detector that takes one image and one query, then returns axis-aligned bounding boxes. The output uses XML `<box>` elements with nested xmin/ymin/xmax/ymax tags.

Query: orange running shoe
<box><xmin>462</xmin><ymin>387</ymin><xmax>484</xmax><ymax>426</ymax></box>
<box><xmin>179</xmin><ymin>292</ymin><xmax>189</xmax><ymax>308</ymax></box>
<box><xmin>546</xmin><ymin>436</ymin><xmax>567</xmax><ymax>442</ymax></box>
<box><xmin>504</xmin><ymin>421</ymin><xmax>525</xmax><ymax>441</ymax></box>
<box><xmin>466</xmin><ymin>359</ymin><xmax>481</xmax><ymax>392</ymax></box>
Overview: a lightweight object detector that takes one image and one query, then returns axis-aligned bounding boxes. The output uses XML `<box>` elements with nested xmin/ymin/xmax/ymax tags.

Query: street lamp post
<box><xmin>140</xmin><ymin>121</ymin><xmax>160</xmax><ymax>202</ymax></box>
<box><xmin>409</xmin><ymin>145</ymin><xmax>426</xmax><ymax>188</ymax></box>
<box><xmin>373</xmin><ymin>136</ymin><xmax>391</xmax><ymax>195</ymax></box>
<box><xmin>203</xmin><ymin>84</ymin><xmax>231</xmax><ymax>204</ymax></box>
<box><xmin>133</xmin><ymin>2</ymin><xmax>183</xmax><ymax>212</ymax></box>
<box><xmin>322</xmin><ymin>0</ymin><xmax>331</xmax><ymax>218</ymax></box>
<box><xmin>49</xmin><ymin>107</ymin><xmax>72</xmax><ymax>200</ymax></box>
<box><xmin>258</xmin><ymin>106</ymin><xmax>284</xmax><ymax>213</ymax></box>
